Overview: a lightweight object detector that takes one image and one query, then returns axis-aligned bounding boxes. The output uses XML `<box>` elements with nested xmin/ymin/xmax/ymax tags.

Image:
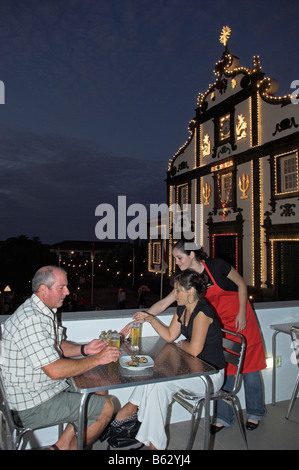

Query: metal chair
<box><xmin>173</xmin><ymin>328</ymin><xmax>247</xmax><ymax>450</ymax></box>
<box><xmin>0</xmin><ymin>365</ymin><xmax>69</xmax><ymax>450</ymax></box>
<box><xmin>285</xmin><ymin>326</ymin><xmax>299</xmax><ymax>420</ymax></box>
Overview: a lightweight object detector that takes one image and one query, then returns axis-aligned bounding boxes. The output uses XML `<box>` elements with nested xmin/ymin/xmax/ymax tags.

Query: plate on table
<box><xmin>119</xmin><ymin>355</ymin><xmax>154</xmax><ymax>370</ymax></box>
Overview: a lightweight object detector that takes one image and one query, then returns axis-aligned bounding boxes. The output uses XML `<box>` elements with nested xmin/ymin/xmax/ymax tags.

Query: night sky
<box><xmin>0</xmin><ymin>0</ymin><xmax>298</xmax><ymax>244</ymax></box>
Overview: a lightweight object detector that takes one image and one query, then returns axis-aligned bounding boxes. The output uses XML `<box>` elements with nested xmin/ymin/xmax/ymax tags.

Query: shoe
<box><xmin>246</xmin><ymin>420</ymin><xmax>259</xmax><ymax>431</ymax></box>
<box><xmin>47</xmin><ymin>444</ymin><xmax>60</xmax><ymax>450</ymax></box>
<box><xmin>210</xmin><ymin>424</ymin><xmax>225</xmax><ymax>434</ymax></box>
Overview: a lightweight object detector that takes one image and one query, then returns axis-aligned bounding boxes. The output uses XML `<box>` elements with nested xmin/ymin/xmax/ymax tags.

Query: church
<box><xmin>148</xmin><ymin>27</ymin><xmax>299</xmax><ymax>301</ymax></box>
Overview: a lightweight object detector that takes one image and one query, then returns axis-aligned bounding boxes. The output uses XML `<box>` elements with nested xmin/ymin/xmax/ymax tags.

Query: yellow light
<box><xmin>219</xmin><ymin>26</ymin><xmax>231</xmax><ymax>47</ymax></box>
<box><xmin>169</xmin><ymin>185</ymin><xmax>173</xmax><ymax>273</ymax></box>
<box><xmin>274</xmin><ymin>150</ymin><xmax>298</xmax><ymax>196</ymax></box>
<box><xmin>270</xmin><ymin>238</ymin><xmax>299</xmax><ymax>285</ymax></box>
<box><xmin>250</xmin><ymin>160</ymin><xmax>255</xmax><ymax>287</ymax></box>
<box><xmin>259</xmin><ymin>158</ymin><xmax>265</xmax><ymax>288</ymax></box>
<box><xmin>211</xmin><ymin>160</ymin><xmax>233</xmax><ymax>172</ymax></box>
<box><xmin>266</xmin><ymin>357</ymin><xmax>273</xmax><ymax>368</ymax></box>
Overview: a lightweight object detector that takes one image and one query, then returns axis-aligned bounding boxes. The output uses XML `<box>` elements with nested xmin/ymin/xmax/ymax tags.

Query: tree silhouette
<box><xmin>0</xmin><ymin>235</ymin><xmax>57</xmax><ymax>306</ymax></box>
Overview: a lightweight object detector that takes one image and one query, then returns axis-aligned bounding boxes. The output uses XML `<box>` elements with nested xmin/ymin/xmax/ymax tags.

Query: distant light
<box><xmin>266</xmin><ymin>357</ymin><xmax>273</xmax><ymax>368</ymax></box>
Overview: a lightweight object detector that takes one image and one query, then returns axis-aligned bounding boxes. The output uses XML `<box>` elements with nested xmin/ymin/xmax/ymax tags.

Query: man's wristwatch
<box><xmin>81</xmin><ymin>344</ymin><xmax>88</xmax><ymax>356</ymax></box>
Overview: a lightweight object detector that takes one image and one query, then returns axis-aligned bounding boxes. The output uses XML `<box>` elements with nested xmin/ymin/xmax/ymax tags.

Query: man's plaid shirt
<box><xmin>1</xmin><ymin>294</ymin><xmax>68</xmax><ymax>411</ymax></box>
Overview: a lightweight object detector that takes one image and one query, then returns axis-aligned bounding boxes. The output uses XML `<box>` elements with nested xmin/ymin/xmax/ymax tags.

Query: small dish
<box><xmin>119</xmin><ymin>355</ymin><xmax>154</xmax><ymax>370</ymax></box>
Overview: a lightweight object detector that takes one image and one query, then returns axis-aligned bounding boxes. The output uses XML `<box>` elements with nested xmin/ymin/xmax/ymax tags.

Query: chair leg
<box><xmin>15</xmin><ymin>428</ymin><xmax>30</xmax><ymax>450</ymax></box>
<box><xmin>229</xmin><ymin>397</ymin><xmax>248</xmax><ymax>450</ymax></box>
<box><xmin>285</xmin><ymin>374</ymin><xmax>299</xmax><ymax>419</ymax></box>
<box><xmin>58</xmin><ymin>423</ymin><xmax>64</xmax><ymax>437</ymax></box>
<box><xmin>186</xmin><ymin>401</ymin><xmax>204</xmax><ymax>450</ymax></box>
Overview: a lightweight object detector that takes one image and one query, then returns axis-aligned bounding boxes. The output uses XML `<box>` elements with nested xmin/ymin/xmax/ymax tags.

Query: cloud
<box><xmin>0</xmin><ymin>125</ymin><xmax>167</xmax><ymax>243</ymax></box>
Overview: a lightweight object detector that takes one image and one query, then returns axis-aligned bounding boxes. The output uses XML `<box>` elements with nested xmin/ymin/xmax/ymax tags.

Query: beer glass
<box><xmin>130</xmin><ymin>322</ymin><xmax>141</xmax><ymax>351</ymax></box>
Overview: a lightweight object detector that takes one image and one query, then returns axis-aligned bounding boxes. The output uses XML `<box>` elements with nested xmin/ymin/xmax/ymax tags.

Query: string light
<box><xmin>270</xmin><ymin>238</ymin><xmax>299</xmax><ymax>285</ymax></box>
<box><xmin>258</xmin><ymin>158</ymin><xmax>265</xmax><ymax>288</ymax></box>
<box><xmin>274</xmin><ymin>150</ymin><xmax>299</xmax><ymax>196</ymax></box>
<box><xmin>211</xmin><ymin>233</ymin><xmax>239</xmax><ymax>271</ymax></box>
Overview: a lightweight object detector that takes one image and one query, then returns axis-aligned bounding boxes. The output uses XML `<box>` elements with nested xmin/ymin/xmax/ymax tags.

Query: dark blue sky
<box><xmin>0</xmin><ymin>0</ymin><xmax>298</xmax><ymax>243</ymax></box>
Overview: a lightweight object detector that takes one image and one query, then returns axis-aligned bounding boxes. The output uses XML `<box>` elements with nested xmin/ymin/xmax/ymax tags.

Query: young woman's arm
<box><xmin>141</xmin><ymin>309</ymin><xmax>181</xmax><ymax>343</ymax></box>
<box><xmin>227</xmin><ymin>267</ymin><xmax>248</xmax><ymax>332</ymax></box>
<box><xmin>177</xmin><ymin>312</ymin><xmax>212</xmax><ymax>357</ymax></box>
<box><xmin>119</xmin><ymin>291</ymin><xmax>177</xmax><ymax>338</ymax></box>
<box><xmin>134</xmin><ymin>290</ymin><xmax>176</xmax><ymax>319</ymax></box>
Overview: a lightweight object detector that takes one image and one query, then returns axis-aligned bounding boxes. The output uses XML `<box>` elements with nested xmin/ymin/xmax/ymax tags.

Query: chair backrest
<box><xmin>290</xmin><ymin>326</ymin><xmax>299</xmax><ymax>368</ymax></box>
<box><xmin>221</xmin><ymin>328</ymin><xmax>246</xmax><ymax>395</ymax></box>
<box><xmin>0</xmin><ymin>323</ymin><xmax>22</xmax><ymax>441</ymax></box>
<box><xmin>0</xmin><ymin>365</ymin><xmax>20</xmax><ymax>440</ymax></box>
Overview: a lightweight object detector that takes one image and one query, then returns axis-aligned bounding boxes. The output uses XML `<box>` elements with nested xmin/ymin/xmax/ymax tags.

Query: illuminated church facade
<box><xmin>148</xmin><ymin>27</ymin><xmax>299</xmax><ymax>301</ymax></box>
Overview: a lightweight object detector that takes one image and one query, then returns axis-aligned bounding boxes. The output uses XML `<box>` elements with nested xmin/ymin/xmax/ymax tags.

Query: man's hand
<box><xmin>85</xmin><ymin>339</ymin><xmax>121</xmax><ymax>364</ymax></box>
<box><xmin>96</xmin><ymin>346</ymin><xmax>121</xmax><ymax>365</ymax></box>
<box><xmin>84</xmin><ymin>339</ymin><xmax>107</xmax><ymax>355</ymax></box>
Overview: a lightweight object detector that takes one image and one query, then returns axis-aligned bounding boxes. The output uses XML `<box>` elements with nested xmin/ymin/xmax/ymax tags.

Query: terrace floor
<box><xmin>93</xmin><ymin>398</ymin><xmax>299</xmax><ymax>451</ymax></box>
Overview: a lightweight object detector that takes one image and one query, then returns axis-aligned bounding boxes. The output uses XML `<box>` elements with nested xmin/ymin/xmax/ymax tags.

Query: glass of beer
<box><xmin>131</xmin><ymin>322</ymin><xmax>141</xmax><ymax>351</ymax></box>
<box><xmin>109</xmin><ymin>332</ymin><xmax>121</xmax><ymax>348</ymax></box>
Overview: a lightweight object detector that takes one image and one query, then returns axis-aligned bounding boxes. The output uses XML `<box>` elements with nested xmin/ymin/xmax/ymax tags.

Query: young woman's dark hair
<box><xmin>173</xmin><ymin>239</ymin><xmax>208</xmax><ymax>261</ymax></box>
<box><xmin>174</xmin><ymin>269</ymin><xmax>209</xmax><ymax>299</ymax></box>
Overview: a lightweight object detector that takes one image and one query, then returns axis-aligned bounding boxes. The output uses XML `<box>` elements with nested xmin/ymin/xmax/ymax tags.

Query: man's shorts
<box><xmin>16</xmin><ymin>382</ymin><xmax>106</xmax><ymax>430</ymax></box>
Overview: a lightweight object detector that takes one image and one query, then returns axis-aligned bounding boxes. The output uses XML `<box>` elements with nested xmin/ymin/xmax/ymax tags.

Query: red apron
<box><xmin>203</xmin><ymin>261</ymin><xmax>266</xmax><ymax>375</ymax></box>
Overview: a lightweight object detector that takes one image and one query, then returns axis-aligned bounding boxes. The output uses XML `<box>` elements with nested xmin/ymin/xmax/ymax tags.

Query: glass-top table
<box><xmin>71</xmin><ymin>336</ymin><xmax>216</xmax><ymax>450</ymax></box>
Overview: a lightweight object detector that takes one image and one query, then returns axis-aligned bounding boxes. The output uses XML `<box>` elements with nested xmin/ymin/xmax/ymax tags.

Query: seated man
<box><xmin>1</xmin><ymin>265</ymin><xmax>121</xmax><ymax>450</ymax></box>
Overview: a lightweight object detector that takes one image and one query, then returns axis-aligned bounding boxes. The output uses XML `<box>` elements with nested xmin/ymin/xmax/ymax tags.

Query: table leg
<box><xmin>77</xmin><ymin>393</ymin><xmax>89</xmax><ymax>450</ymax></box>
<box><xmin>272</xmin><ymin>330</ymin><xmax>279</xmax><ymax>405</ymax></box>
<box><xmin>201</xmin><ymin>375</ymin><xmax>212</xmax><ymax>450</ymax></box>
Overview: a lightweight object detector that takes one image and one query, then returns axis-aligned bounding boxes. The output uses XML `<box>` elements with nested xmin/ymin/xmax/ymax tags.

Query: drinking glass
<box><xmin>109</xmin><ymin>332</ymin><xmax>121</xmax><ymax>348</ymax></box>
<box><xmin>130</xmin><ymin>322</ymin><xmax>141</xmax><ymax>351</ymax></box>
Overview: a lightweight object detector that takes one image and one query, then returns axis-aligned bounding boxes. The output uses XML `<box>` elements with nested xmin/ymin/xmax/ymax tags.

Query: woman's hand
<box><xmin>119</xmin><ymin>323</ymin><xmax>133</xmax><ymax>339</ymax></box>
<box><xmin>235</xmin><ymin>312</ymin><xmax>247</xmax><ymax>332</ymax></box>
<box><xmin>133</xmin><ymin>310</ymin><xmax>148</xmax><ymax>322</ymax></box>
<box><xmin>136</xmin><ymin>311</ymin><xmax>155</xmax><ymax>323</ymax></box>
<box><xmin>119</xmin><ymin>312</ymin><xmax>154</xmax><ymax>340</ymax></box>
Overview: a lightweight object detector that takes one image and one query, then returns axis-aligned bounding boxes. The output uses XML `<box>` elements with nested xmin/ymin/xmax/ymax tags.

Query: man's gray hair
<box><xmin>32</xmin><ymin>266</ymin><xmax>66</xmax><ymax>293</ymax></box>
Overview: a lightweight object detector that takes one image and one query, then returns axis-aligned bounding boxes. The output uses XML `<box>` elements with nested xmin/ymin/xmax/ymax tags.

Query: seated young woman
<box><xmin>110</xmin><ymin>269</ymin><xmax>226</xmax><ymax>450</ymax></box>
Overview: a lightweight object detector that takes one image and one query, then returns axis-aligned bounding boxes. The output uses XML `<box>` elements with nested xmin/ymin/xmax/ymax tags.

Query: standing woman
<box><xmin>133</xmin><ymin>239</ymin><xmax>266</xmax><ymax>431</ymax></box>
